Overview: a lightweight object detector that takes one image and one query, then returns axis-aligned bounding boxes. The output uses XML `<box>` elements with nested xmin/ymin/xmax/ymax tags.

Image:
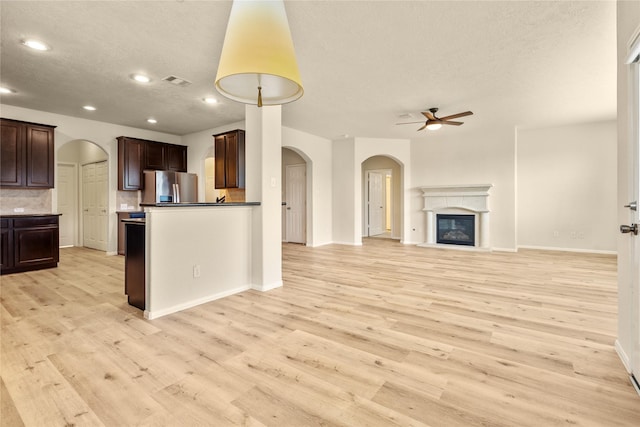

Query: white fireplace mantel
<box><xmin>419</xmin><ymin>184</ymin><xmax>493</xmax><ymax>250</ymax></box>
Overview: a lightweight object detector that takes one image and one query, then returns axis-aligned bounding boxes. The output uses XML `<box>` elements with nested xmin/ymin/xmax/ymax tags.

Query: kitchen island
<box><xmin>135</xmin><ymin>202</ymin><xmax>261</xmax><ymax>319</ymax></box>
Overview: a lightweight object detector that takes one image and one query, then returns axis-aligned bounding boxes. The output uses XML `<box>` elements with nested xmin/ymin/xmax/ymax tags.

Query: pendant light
<box><xmin>215</xmin><ymin>0</ymin><xmax>304</xmax><ymax>107</ymax></box>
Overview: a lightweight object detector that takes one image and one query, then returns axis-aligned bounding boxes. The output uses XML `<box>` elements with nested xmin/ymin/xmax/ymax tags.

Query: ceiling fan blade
<box><xmin>439</xmin><ymin>111</ymin><xmax>473</xmax><ymax>121</ymax></box>
<box><xmin>417</xmin><ymin>124</ymin><xmax>428</xmax><ymax>131</ymax></box>
<box><xmin>396</xmin><ymin>121</ymin><xmax>427</xmax><ymax>125</ymax></box>
<box><xmin>440</xmin><ymin>121</ymin><xmax>463</xmax><ymax>126</ymax></box>
<box><xmin>421</xmin><ymin>111</ymin><xmax>436</xmax><ymax>120</ymax></box>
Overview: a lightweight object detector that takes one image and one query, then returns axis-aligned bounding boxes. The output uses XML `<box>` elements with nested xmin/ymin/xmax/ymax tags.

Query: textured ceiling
<box><xmin>0</xmin><ymin>1</ymin><xmax>616</xmax><ymax>140</ymax></box>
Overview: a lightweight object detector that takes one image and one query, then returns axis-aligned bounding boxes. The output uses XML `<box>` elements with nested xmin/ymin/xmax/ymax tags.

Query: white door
<box><xmin>95</xmin><ymin>161</ymin><xmax>108</xmax><ymax>250</ymax></box>
<box><xmin>82</xmin><ymin>161</ymin><xmax>108</xmax><ymax>251</ymax></box>
<box><xmin>367</xmin><ymin>171</ymin><xmax>385</xmax><ymax>236</ymax></box>
<box><xmin>57</xmin><ymin>163</ymin><xmax>77</xmax><ymax>247</ymax></box>
<box><xmin>625</xmin><ymin>43</ymin><xmax>640</xmax><ymax>388</ymax></box>
<box><xmin>285</xmin><ymin>164</ymin><xmax>306</xmax><ymax>244</ymax></box>
<box><xmin>82</xmin><ymin>163</ymin><xmax>96</xmax><ymax>249</ymax></box>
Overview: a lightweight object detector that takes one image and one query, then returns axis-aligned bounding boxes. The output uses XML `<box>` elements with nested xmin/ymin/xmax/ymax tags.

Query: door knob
<box><xmin>620</xmin><ymin>224</ymin><xmax>638</xmax><ymax>235</ymax></box>
<box><xmin>624</xmin><ymin>201</ymin><xmax>637</xmax><ymax>211</ymax></box>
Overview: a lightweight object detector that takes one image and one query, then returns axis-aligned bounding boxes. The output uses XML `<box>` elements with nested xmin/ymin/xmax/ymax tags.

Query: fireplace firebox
<box><xmin>437</xmin><ymin>214</ymin><xmax>475</xmax><ymax>246</ymax></box>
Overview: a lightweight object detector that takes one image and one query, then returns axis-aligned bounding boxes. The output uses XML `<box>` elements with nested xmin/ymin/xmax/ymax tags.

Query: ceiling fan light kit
<box><xmin>397</xmin><ymin>107</ymin><xmax>473</xmax><ymax>131</ymax></box>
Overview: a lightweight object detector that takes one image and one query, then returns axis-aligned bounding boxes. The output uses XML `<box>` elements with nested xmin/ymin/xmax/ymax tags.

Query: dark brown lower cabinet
<box><xmin>1</xmin><ymin>215</ymin><xmax>60</xmax><ymax>274</ymax></box>
<box><xmin>124</xmin><ymin>221</ymin><xmax>145</xmax><ymax>310</ymax></box>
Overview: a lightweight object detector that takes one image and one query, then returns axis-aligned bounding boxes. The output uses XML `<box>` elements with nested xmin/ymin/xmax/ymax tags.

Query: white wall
<box><xmin>1</xmin><ymin>105</ymin><xmax>180</xmax><ymax>254</ymax></box>
<box><xmin>282</xmin><ymin>126</ymin><xmax>333</xmax><ymax>247</ymax></box>
<box><xmin>144</xmin><ymin>205</ymin><xmax>254</xmax><ymax>319</ymax></box>
<box><xmin>616</xmin><ymin>0</ymin><xmax>640</xmax><ymax>374</ymax></box>
<box><xmin>410</xmin><ymin>126</ymin><xmax>517</xmax><ymax>250</ymax></box>
<box><xmin>517</xmin><ymin>121</ymin><xmax>617</xmax><ymax>253</ymax></box>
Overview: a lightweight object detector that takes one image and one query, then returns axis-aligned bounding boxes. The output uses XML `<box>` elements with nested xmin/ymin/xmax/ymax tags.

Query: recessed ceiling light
<box><xmin>131</xmin><ymin>74</ymin><xmax>151</xmax><ymax>83</ymax></box>
<box><xmin>0</xmin><ymin>87</ymin><xmax>16</xmax><ymax>94</ymax></box>
<box><xmin>203</xmin><ymin>97</ymin><xmax>218</xmax><ymax>104</ymax></box>
<box><xmin>21</xmin><ymin>39</ymin><xmax>51</xmax><ymax>51</ymax></box>
<box><xmin>147</xmin><ymin>118</ymin><xmax>157</xmax><ymax>124</ymax></box>
<box><xmin>83</xmin><ymin>105</ymin><xmax>96</xmax><ymax>111</ymax></box>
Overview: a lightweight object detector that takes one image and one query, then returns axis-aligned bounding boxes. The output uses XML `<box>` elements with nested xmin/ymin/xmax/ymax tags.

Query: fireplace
<box><xmin>419</xmin><ymin>184</ymin><xmax>492</xmax><ymax>250</ymax></box>
<box><xmin>437</xmin><ymin>214</ymin><xmax>475</xmax><ymax>246</ymax></box>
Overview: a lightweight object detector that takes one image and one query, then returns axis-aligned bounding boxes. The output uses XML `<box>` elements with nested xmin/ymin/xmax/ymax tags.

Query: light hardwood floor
<box><xmin>1</xmin><ymin>241</ymin><xmax>639</xmax><ymax>426</ymax></box>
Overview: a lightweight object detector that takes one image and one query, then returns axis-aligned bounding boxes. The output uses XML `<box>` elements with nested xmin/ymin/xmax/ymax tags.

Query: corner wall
<box><xmin>517</xmin><ymin>121</ymin><xmax>617</xmax><ymax>253</ymax></box>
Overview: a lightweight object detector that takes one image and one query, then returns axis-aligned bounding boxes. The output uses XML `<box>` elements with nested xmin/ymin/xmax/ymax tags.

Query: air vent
<box><xmin>162</xmin><ymin>75</ymin><xmax>192</xmax><ymax>87</ymax></box>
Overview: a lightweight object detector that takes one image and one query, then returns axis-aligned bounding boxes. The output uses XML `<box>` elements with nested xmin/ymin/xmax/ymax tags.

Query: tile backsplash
<box><xmin>0</xmin><ymin>189</ymin><xmax>52</xmax><ymax>214</ymax></box>
<box><xmin>116</xmin><ymin>191</ymin><xmax>141</xmax><ymax>211</ymax></box>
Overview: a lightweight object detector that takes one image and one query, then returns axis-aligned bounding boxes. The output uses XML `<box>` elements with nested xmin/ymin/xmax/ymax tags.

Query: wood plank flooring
<box><xmin>1</xmin><ymin>241</ymin><xmax>639</xmax><ymax>426</ymax></box>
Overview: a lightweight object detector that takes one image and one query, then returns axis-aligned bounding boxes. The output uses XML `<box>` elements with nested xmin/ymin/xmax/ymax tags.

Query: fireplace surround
<box><xmin>418</xmin><ymin>184</ymin><xmax>492</xmax><ymax>250</ymax></box>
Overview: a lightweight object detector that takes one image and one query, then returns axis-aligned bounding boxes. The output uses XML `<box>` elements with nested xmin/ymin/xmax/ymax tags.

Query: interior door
<box><xmin>82</xmin><ymin>163</ymin><xmax>97</xmax><ymax>249</ymax></box>
<box><xmin>630</xmin><ymin>51</ymin><xmax>640</xmax><ymax>388</ymax></box>
<box><xmin>285</xmin><ymin>164</ymin><xmax>306</xmax><ymax>244</ymax></box>
<box><xmin>56</xmin><ymin>163</ymin><xmax>77</xmax><ymax>247</ymax></box>
<box><xmin>367</xmin><ymin>171</ymin><xmax>384</xmax><ymax>236</ymax></box>
<box><xmin>622</xmin><ymin>37</ymin><xmax>640</xmax><ymax>391</ymax></box>
<box><xmin>82</xmin><ymin>161</ymin><xmax>108</xmax><ymax>251</ymax></box>
<box><xmin>95</xmin><ymin>161</ymin><xmax>108</xmax><ymax>251</ymax></box>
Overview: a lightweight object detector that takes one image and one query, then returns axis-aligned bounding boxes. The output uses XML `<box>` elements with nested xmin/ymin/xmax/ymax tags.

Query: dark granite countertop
<box><xmin>140</xmin><ymin>202</ymin><xmax>260</xmax><ymax>207</ymax></box>
<box><xmin>0</xmin><ymin>213</ymin><xmax>62</xmax><ymax>218</ymax></box>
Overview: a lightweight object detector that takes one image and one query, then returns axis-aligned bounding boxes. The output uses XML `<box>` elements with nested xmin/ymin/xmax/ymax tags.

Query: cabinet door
<box><xmin>0</xmin><ymin>220</ymin><xmax>12</xmax><ymax>270</ymax></box>
<box><xmin>167</xmin><ymin>144</ymin><xmax>187</xmax><ymax>172</ymax></box>
<box><xmin>213</xmin><ymin>130</ymin><xmax>245</xmax><ymax>189</ymax></box>
<box><xmin>13</xmin><ymin>226</ymin><xmax>59</xmax><ymax>268</ymax></box>
<box><xmin>214</xmin><ymin>135</ymin><xmax>227</xmax><ymax>189</ymax></box>
<box><xmin>225</xmin><ymin>133</ymin><xmax>240</xmax><ymax>188</ymax></box>
<box><xmin>144</xmin><ymin>142</ymin><xmax>167</xmax><ymax>170</ymax></box>
<box><xmin>26</xmin><ymin>125</ymin><xmax>55</xmax><ymax>188</ymax></box>
<box><xmin>0</xmin><ymin>120</ymin><xmax>25</xmax><ymax>187</ymax></box>
<box><xmin>118</xmin><ymin>137</ymin><xmax>144</xmax><ymax>190</ymax></box>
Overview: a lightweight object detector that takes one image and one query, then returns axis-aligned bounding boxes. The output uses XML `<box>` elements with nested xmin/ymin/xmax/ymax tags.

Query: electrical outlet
<box><xmin>13</xmin><ymin>207</ymin><xmax>24</xmax><ymax>213</ymax></box>
<box><xmin>553</xmin><ymin>231</ymin><xmax>559</xmax><ymax>238</ymax></box>
<box><xmin>570</xmin><ymin>231</ymin><xmax>577</xmax><ymax>239</ymax></box>
<box><xmin>193</xmin><ymin>264</ymin><xmax>201</xmax><ymax>278</ymax></box>
<box><xmin>120</xmin><ymin>204</ymin><xmax>128</xmax><ymax>210</ymax></box>
<box><xmin>577</xmin><ymin>232</ymin><xmax>585</xmax><ymax>239</ymax></box>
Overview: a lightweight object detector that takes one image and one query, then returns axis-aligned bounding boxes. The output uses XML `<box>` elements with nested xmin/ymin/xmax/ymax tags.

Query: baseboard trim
<box><xmin>518</xmin><ymin>245</ymin><xmax>617</xmax><ymax>255</ymax></box>
<box><xmin>144</xmin><ymin>284</ymin><xmax>252</xmax><ymax>320</ymax></box>
<box><xmin>252</xmin><ymin>280</ymin><xmax>283</xmax><ymax>292</ymax></box>
<box><xmin>615</xmin><ymin>339</ymin><xmax>632</xmax><ymax>373</ymax></box>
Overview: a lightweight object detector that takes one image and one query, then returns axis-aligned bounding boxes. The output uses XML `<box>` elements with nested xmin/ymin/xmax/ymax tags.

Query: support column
<box><xmin>479</xmin><ymin>211</ymin><xmax>490</xmax><ymax>249</ymax></box>
<box><xmin>245</xmin><ymin>105</ymin><xmax>283</xmax><ymax>291</ymax></box>
<box><xmin>425</xmin><ymin>210</ymin><xmax>435</xmax><ymax>244</ymax></box>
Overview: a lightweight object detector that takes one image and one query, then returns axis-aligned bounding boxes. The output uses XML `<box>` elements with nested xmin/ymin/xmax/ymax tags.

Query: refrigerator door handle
<box><xmin>173</xmin><ymin>183</ymin><xmax>180</xmax><ymax>203</ymax></box>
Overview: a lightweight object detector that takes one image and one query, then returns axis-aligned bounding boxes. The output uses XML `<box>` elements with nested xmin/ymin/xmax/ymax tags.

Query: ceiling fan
<box><xmin>397</xmin><ymin>108</ymin><xmax>473</xmax><ymax>131</ymax></box>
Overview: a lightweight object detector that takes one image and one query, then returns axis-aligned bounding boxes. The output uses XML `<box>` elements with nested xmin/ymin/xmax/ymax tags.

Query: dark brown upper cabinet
<box><xmin>1</xmin><ymin>118</ymin><xmax>55</xmax><ymax>189</ymax></box>
<box><xmin>166</xmin><ymin>143</ymin><xmax>187</xmax><ymax>172</ymax></box>
<box><xmin>117</xmin><ymin>136</ymin><xmax>187</xmax><ymax>190</ymax></box>
<box><xmin>144</xmin><ymin>141</ymin><xmax>166</xmax><ymax>170</ymax></box>
<box><xmin>214</xmin><ymin>129</ymin><xmax>245</xmax><ymax>189</ymax></box>
<box><xmin>118</xmin><ymin>137</ymin><xmax>145</xmax><ymax>191</ymax></box>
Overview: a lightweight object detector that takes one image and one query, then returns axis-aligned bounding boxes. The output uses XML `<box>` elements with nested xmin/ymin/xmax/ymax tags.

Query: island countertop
<box><xmin>140</xmin><ymin>202</ymin><xmax>260</xmax><ymax>207</ymax></box>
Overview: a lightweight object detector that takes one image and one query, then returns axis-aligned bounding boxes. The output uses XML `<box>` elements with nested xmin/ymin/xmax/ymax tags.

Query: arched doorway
<box><xmin>362</xmin><ymin>155</ymin><xmax>402</xmax><ymax>240</ymax></box>
<box><xmin>282</xmin><ymin>147</ymin><xmax>308</xmax><ymax>244</ymax></box>
<box><xmin>57</xmin><ymin>140</ymin><xmax>108</xmax><ymax>250</ymax></box>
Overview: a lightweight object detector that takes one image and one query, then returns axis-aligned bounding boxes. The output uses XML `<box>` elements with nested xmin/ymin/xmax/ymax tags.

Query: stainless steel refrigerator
<box><xmin>141</xmin><ymin>171</ymin><xmax>198</xmax><ymax>204</ymax></box>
